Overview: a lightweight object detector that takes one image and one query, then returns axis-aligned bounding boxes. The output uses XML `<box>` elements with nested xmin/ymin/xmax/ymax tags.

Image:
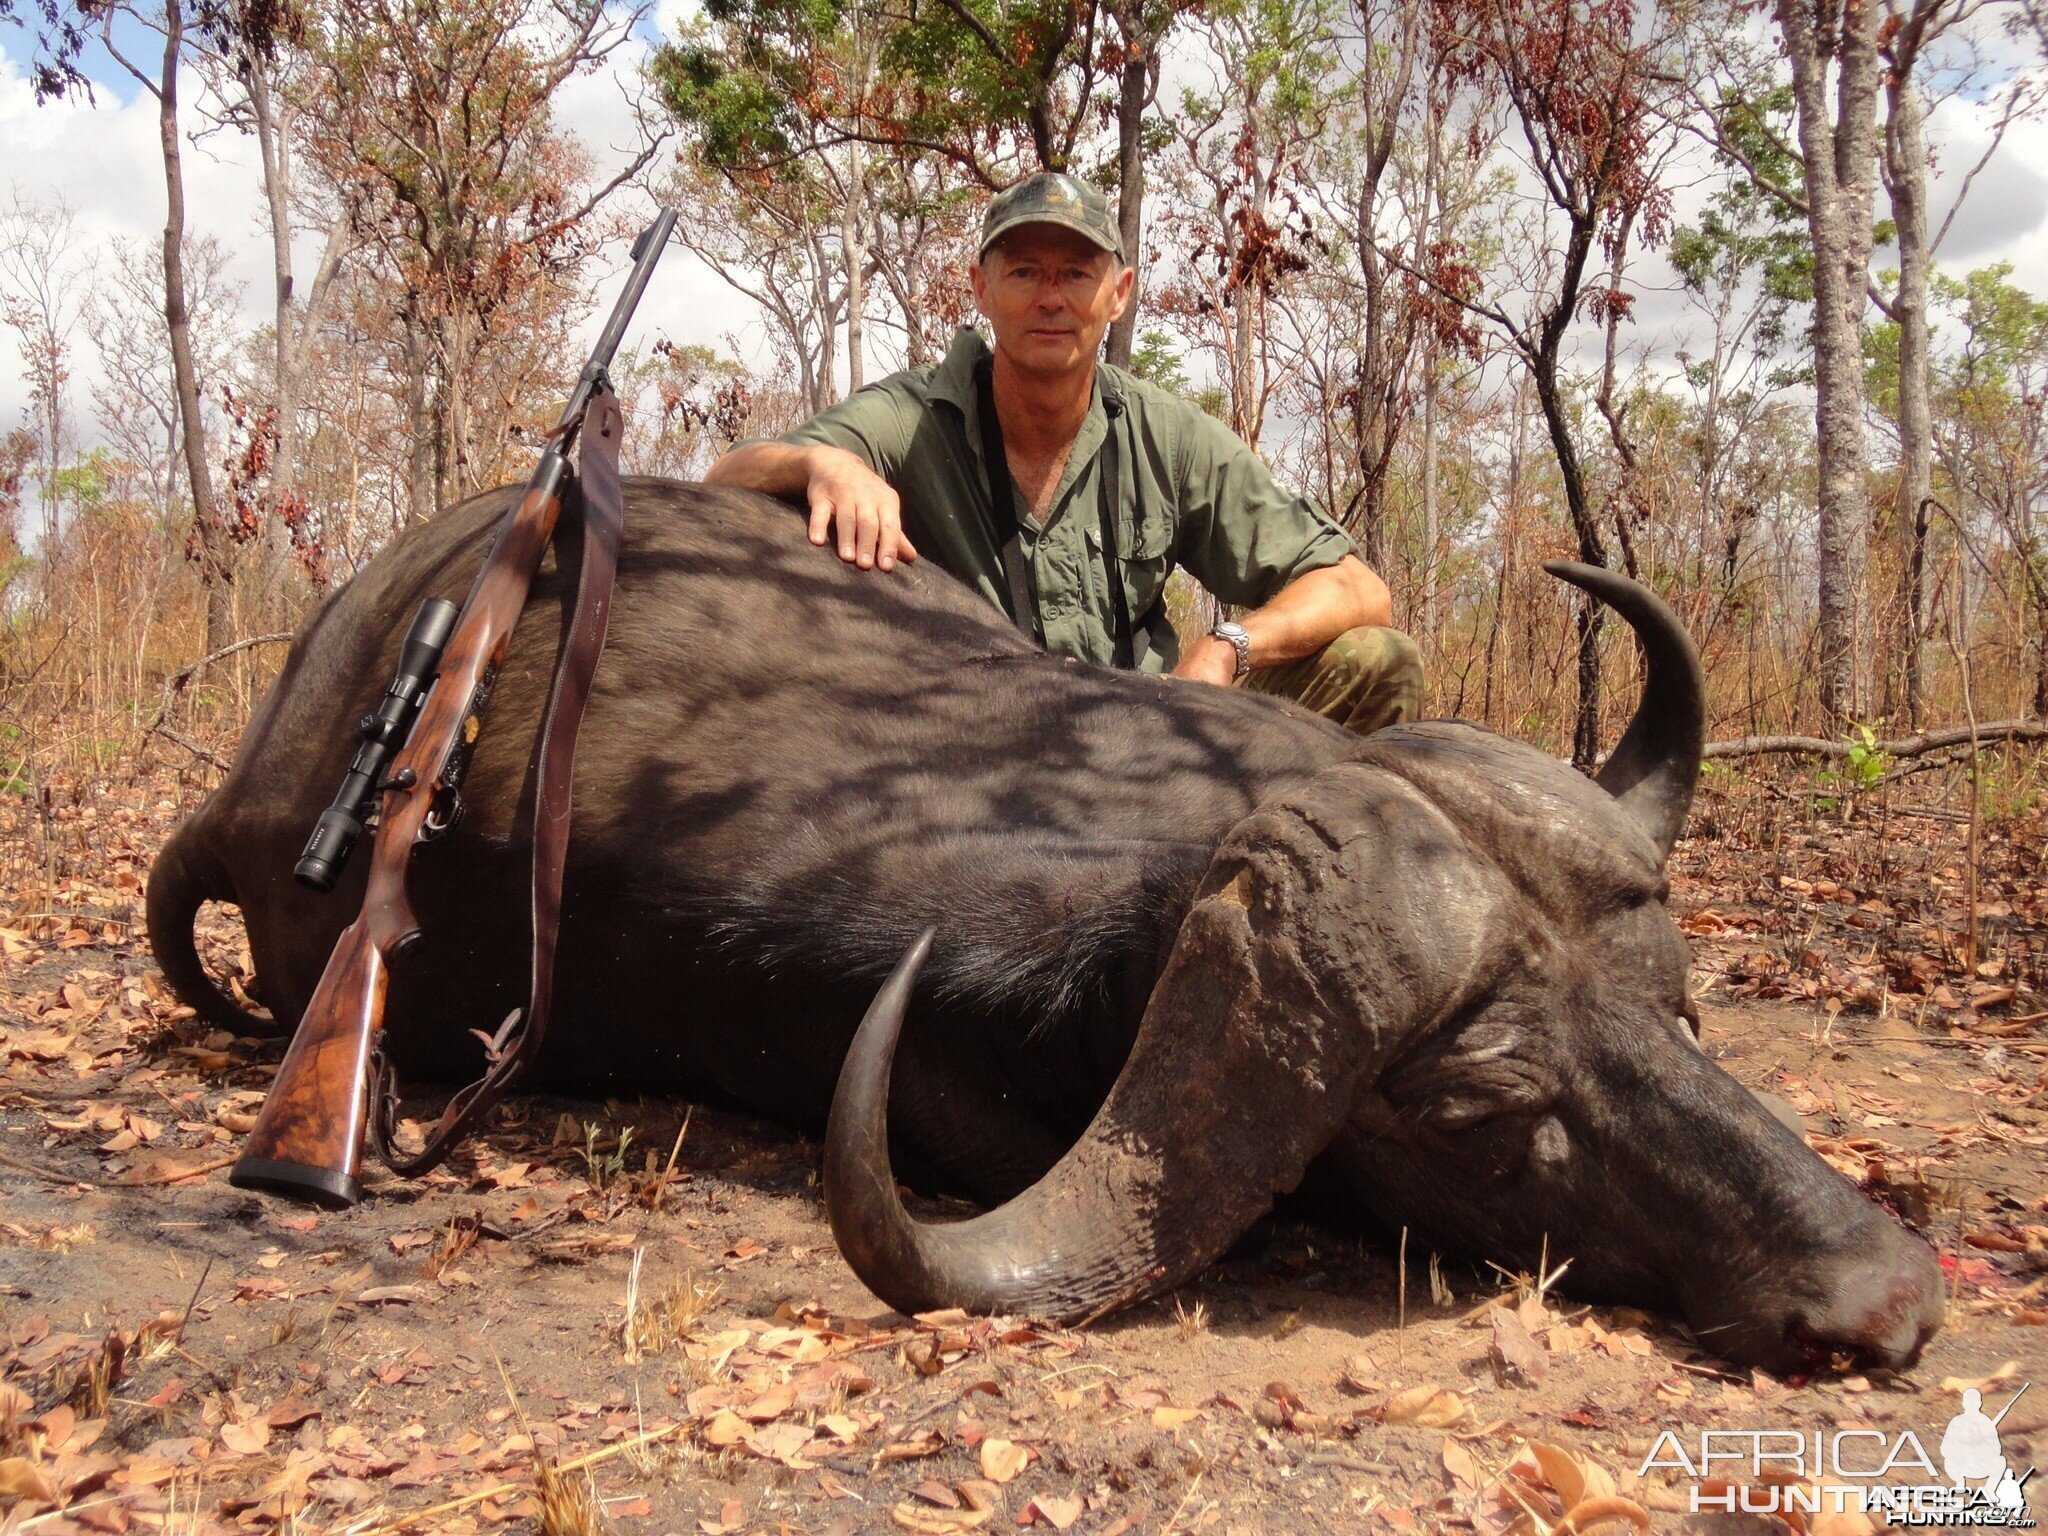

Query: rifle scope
<box><xmin>294</xmin><ymin>597</ymin><xmax>461</xmax><ymax>892</ymax></box>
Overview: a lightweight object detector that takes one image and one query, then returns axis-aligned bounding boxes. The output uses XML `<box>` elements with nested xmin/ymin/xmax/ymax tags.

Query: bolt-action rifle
<box><xmin>231</xmin><ymin>209</ymin><xmax>678</xmax><ymax>1207</ymax></box>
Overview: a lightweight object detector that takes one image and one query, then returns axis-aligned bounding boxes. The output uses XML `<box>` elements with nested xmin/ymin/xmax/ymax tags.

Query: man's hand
<box><xmin>805</xmin><ymin>447</ymin><xmax>919</xmax><ymax>571</ymax></box>
<box><xmin>703</xmin><ymin>441</ymin><xmax>919</xmax><ymax>572</ymax></box>
<box><xmin>1172</xmin><ymin>635</ymin><xmax>1241</xmax><ymax>688</ymax></box>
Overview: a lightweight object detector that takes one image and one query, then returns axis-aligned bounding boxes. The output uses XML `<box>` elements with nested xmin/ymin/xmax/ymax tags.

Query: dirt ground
<box><xmin>2</xmin><ymin>765</ymin><xmax>2046</xmax><ymax>1535</ymax></box>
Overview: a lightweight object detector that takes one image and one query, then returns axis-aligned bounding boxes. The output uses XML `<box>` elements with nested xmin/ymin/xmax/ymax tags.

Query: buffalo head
<box><xmin>824</xmin><ymin>562</ymin><xmax>1943</xmax><ymax>1375</ymax></box>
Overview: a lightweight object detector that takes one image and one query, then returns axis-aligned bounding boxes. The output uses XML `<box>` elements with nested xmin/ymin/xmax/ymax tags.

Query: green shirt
<box><xmin>769</xmin><ymin>326</ymin><xmax>1355</xmax><ymax>673</ymax></box>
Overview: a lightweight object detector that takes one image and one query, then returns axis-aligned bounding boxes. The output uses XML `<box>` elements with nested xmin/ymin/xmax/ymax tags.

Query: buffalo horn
<box><xmin>1543</xmin><ymin>560</ymin><xmax>1705</xmax><ymax>861</ymax></box>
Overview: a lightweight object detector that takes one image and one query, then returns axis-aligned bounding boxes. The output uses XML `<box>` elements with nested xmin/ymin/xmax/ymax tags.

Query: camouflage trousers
<box><xmin>1243</xmin><ymin>625</ymin><xmax>1425</xmax><ymax>738</ymax></box>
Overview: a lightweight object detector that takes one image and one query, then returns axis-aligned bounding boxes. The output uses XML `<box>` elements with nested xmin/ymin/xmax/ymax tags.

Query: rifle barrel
<box><xmin>559</xmin><ymin>207</ymin><xmax>680</xmax><ymax>435</ymax></box>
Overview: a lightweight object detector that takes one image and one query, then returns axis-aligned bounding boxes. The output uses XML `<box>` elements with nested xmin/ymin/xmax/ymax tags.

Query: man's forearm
<box><xmin>704</xmin><ymin>441</ymin><xmax>820</xmax><ymax>500</ymax></box>
<box><xmin>1236</xmin><ymin>555</ymin><xmax>1393</xmax><ymax>668</ymax></box>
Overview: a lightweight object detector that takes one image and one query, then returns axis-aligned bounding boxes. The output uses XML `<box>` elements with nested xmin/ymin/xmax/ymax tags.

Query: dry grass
<box><xmin>617</xmin><ymin>1246</ymin><xmax>722</xmax><ymax>1363</ymax></box>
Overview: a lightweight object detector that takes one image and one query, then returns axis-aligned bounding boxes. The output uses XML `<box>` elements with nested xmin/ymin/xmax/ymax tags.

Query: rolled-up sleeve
<box><xmin>745</xmin><ymin>376</ymin><xmax>922</xmax><ymax>478</ymax></box>
<box><xmin>1171</xmin><ymin>411</ymin><xmax>1355</xmax><ymax>608</ymax></box>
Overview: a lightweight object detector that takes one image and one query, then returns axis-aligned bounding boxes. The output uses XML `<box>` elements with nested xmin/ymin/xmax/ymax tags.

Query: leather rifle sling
<box><xmin>371</xmin><ymin>383</ymin><xmax>628</xmax><ymax>1175</ymax></box>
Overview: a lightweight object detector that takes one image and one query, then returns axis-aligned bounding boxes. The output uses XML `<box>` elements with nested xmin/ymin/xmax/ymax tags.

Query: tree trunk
<box><xmin>1419</xmin><ymin>355</ymin><xmax>1439</xmax><ymax>649</ymax></box>
<box><xmin>402</xmin><ymin>313</ymin><xmax>435</xmax><ymax>525</ymax></box>
<box><xmin>1535</xmin><ymin>356</ymin><xmax>1606</xmax><ymax>772</ymax></box>
<box><xmin>1776</xmin><ymin>0</ymin><xmax>1880</xmax><ymax>723</ymax></box>
<box><xmin>1882</xmin><ymin>66</ymin><xmax>1932</xmax><ymax>728</ymax></box>
<box><xmin>249</xmin><ymin>49</ymin><xmax>299</xmax><ymax>509</ymax></box>
<box><xmin>158</xmin><ymin>0</ymin><xmax>234</xmax><ymax>652</ymax></box>
<box><xmin>1528</xmin><ymin>210</ymin><xmax>1607</xmax><ymax>772</ymax></box>
<box><xmin>843</xmin><ymin>149</ymin><xmax>867</xmax><ymax>394</ymax></box>
<box><xmin>1106</xmin><ymin>30</ymin><xmax>1148</xmax><ymax>369</ymax></box>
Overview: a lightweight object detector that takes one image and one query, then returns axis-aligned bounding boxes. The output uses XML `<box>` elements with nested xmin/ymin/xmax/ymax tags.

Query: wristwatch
<box><xmin>1210</xmin><ymin>620</ymin><xmax>1252</xmax><ymax>680</ymax></box>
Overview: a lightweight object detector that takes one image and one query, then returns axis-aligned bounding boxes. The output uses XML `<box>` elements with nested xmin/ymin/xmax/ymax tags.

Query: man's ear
<box><xmin>1108</xmin><ymin>263</ymin><xmax>1135</xmax><ymax>321</ymax></box>
<box><xmin>969</xmin><ymin>259</ymin><xmax>991</xmax><ymax>319</ymax></box>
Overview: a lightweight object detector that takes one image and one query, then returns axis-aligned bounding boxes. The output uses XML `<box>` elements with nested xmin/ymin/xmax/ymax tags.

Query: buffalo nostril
<box><xmin>1794</xmin><ymin>1251</ymin><xmax>1946</xmax><ymax>1372</ymax></box>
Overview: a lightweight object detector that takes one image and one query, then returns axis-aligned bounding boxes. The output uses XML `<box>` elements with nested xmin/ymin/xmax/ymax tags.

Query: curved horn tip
<box><xmin>1538</xmin><ymin>559</ymin><xmax>1706</xmax><ymax>861</ymax></box>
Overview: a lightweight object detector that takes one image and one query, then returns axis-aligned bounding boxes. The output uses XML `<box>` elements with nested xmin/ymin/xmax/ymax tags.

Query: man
<box><xmin>705</xmin><ymin>171</ymin><xmax>1423</xmax><ymax>736</ymax></box>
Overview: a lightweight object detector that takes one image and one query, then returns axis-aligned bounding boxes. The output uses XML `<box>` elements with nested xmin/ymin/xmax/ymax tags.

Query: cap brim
<box><xmin>978</xmin><ymin>213</ymin><xmax>1123</xmax><ymax>262</ymax></box>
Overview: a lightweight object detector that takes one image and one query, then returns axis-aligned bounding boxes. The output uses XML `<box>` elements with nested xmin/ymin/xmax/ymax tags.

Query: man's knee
<box><xmin>1317</xmin><ymin>625</ymin><xmax>1424</xmax><ymax>733</ymax></box>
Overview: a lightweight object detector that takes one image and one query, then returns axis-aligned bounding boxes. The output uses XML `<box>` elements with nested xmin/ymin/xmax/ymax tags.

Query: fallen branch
<box><xmin>1703</xmin><ymin>720</ymin><xmax>2047</xmax><ymax>760</ymax></box>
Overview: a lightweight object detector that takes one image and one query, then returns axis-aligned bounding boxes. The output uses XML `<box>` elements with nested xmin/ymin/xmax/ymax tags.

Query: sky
<box><xmin>1</xmin><ymin>8</ymin><xmax>2045</xmax><ymax>457</ymax></box>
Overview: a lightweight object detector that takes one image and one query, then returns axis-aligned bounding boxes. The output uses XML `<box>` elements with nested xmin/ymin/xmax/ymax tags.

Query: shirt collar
<box><xmin>929</xmin><ymin>325</ymin><xmax>990</xmax><ymax>415</ymax></box>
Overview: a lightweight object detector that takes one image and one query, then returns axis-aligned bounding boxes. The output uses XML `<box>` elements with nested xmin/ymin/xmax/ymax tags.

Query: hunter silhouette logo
<box><xmin>1640</xmin><ymin>1383</ymin><xmax>2037</xmax><ymax>1527</ymax></box>
<box><xmin>1944</xmin><ymin>1389</ymin><xmax>2035</xmax><ymax>1514</ymax></box>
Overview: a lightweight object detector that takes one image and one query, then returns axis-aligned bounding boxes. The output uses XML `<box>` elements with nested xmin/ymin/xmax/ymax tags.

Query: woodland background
<box><xmin>0</xmin><ymin>0</ymin><xmax>2043</xmax><ymax>799</ymax></box>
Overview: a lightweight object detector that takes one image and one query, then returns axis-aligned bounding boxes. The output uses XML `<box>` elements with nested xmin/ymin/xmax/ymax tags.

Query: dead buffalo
<box><xmin>148</xmin><ymin>477</ymin><xmax>1943</xmax><ymax>1375</ymax></box>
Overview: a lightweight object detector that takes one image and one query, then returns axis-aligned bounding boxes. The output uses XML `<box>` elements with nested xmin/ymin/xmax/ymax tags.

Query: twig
<box><xmin>146</xmin><ymin>720</ymin><xmax>232</xmax><ymax>772</ymax></box>
<box><xmin>139</xmin><ymin>632</ymin><xmax>292</xmax><ymax>770</ymax></box>
<box><xmin>0</xmin><ymin>1146</ymin><xmax>237</xmax><ymax>1188</ymax></box>
<box><xmin>1161</xmin><ymin>1469</ymin><xmax>1207</xmax><ymax>1535</ymax></box>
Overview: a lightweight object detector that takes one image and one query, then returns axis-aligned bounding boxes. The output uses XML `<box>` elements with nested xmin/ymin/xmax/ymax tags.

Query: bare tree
<box><xmin>304</xmin><ymin>0</ymin><xmax>661</xmax><ymax>517</ymax></box>
<box><xmin>92</xmin><ymin>0</ymin><xmax>265</xmax><ymax>651</ymax></box>
<box><xmin>0</xmin><ymin>189</ymin><xmax>86</xmax><ymax>558</ymax></box>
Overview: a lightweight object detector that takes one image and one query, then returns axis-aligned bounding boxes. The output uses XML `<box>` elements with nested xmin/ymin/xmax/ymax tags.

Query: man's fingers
<box><xmin>853</xmin><ymin>503</ymin><xmax>883</xmax><ymax>569</ymax></box>
<box><xmin>808</xmin><ymin>498</ymin><xmax>834</xmax><ymax>548</ymax></box>
<box><xmin>875</xmin><ymin>502</ymin><xmax>913</xmax><ymax>571</ymax></box>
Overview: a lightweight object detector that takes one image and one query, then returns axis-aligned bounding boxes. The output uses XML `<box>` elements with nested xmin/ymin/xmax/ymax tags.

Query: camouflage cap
<box><xmin>979</xmin><ymin>172</ymin><xmax>1125</xmax><ymax>262</ymax></box>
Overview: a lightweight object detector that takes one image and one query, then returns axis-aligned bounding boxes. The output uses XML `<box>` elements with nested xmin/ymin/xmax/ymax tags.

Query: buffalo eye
<box><xmin>1383</xmin><ymin>1019</ymin><xmax>1555</xmax><ymax>1134</ymax></box>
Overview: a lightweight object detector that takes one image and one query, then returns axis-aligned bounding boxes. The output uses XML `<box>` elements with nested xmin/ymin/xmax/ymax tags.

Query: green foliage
<box><xmin>1841</xmin><ymin>724</ymin><xmax>1887</xmax><ymax>789</ymax></box>
<box><xmin>1126</xmin><ymin>328</ymin><xmax>1191</xmax><ymax>395</ymax></box>
<box><xmin>50</xmin><ymin>449</ymin><xmax>113</xmax><ymax>519</ymax></box>
<box><xmin>1670</xmin><ymin>88</ymin><xmax>1810</xmax><ymax>334</ymax></box>
<box><xmin>650</xmin><ymin>24</ymin><xmax>808</xmax><ymax>172</ymax></box>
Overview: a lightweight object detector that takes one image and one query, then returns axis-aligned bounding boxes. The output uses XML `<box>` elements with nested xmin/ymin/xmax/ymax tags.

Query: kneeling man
<box><xmin>706</xmin><ymin>172</ymin><xmax>1423</xmax><ymax>736</ymax></box>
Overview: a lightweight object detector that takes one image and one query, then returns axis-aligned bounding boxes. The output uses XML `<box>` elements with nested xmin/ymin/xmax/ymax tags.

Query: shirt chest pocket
<box><xmin>1090</xmin><ymin>494</ymin><xmax>1174</xmax><ymax>624</ymax></box>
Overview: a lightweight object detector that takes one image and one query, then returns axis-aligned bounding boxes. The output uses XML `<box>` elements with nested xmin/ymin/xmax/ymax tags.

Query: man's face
<box><xmin>971</xmin><ymin>226</ymin><xmax>1135</xmax><ymax>379</ymax></box>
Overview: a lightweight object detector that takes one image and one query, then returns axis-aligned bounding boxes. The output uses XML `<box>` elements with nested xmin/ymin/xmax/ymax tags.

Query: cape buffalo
<box><xmin>148</xmin><ymin>477</ymin><xmax>1943</xmax><ymax>1375</ymax></box>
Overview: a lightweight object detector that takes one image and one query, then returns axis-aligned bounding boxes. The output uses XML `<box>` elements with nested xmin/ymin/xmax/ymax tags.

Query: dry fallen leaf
<box><xmin>220</xmin><ymin>1417</ymin><xmax>273</xmax><ymax>1455</ymax></box>
<box><xmin>892</xmin><ymin>1489</ymin><xmax>993</xmax><ymax>1534</ymax></box>
<box><xmin>700</xmin><ymin>1410</ymin><xmax>748</xmax><ymax>1447</ymax></box>
<box><xmin>1937</xmin><ymin>1362</ymin><xmax>2020</xmax><ymax>1394</ymax></box>
<box><xmin>1382</xmin><ymin>1384</ymin><xmax>1470</xmax><ymax>1429</ymax></box>
<box><xmin>1491</xmin><ymin>1305</ymin><xmax>1550</xmax><ymax>1383</ymax></box>
<box><xmin>0</xmin><ymin>1455</ymin><xmax>58</xmax><ymax>1502</ymax></box>
<box><xmin>875</xmin><ymin>1428</ymin><xmax>947</xmax><ymax>1466</ymax></box>
<box><xmin>1020</xmin><ymin>1493</ymin><xmax>1086</xmax><ymax>1530</ymax></box>
<box><xmin>698</xmin><ymin>1496</ymin><xmax>746</xmax><ymax>1535</ymax></box>
<box><xmin>980</xmin><ymin>1436</ymin><xmax>1030</xmax><ymax>1483</ymax></box>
